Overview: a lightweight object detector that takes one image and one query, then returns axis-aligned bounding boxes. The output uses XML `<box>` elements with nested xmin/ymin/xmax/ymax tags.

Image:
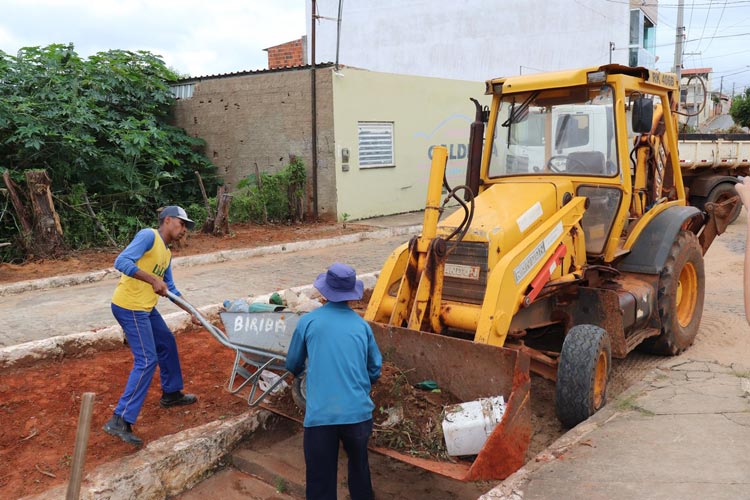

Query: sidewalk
<box><xmin>484</xmin><ymin>359</ymin><xmax>750</xmax><ymax>500</ymax></box>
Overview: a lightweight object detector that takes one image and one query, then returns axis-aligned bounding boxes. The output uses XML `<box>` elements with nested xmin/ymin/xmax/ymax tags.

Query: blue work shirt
<box><xmin>286</xmin><ymin>301</ymin><xmax>382</xmax><ymax>427</ymax></box>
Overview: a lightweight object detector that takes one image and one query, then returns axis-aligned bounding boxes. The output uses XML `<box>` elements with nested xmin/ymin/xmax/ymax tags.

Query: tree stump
<box><xmin>213</xmin><ymin>185</ymin><xmax>232</xmax><ymax>237</ymax></box>
<box><xmin>25</xmin><ymin>170</ymin><xmax>65</xmax><ymax>257</ymax></box>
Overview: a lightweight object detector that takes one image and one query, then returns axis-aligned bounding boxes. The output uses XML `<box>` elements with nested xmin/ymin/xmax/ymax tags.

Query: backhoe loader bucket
<box><xmin>369</xmin><ymin>321</ymin><xmax>531</xmax><ymax>481</ymax></box>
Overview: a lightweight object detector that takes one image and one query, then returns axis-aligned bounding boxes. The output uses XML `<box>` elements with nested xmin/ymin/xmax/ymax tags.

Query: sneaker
<box><xmin>160</xmin><ymin>391</ymin><xmax>198</xmax><ymax>408</ymax></box>
<box><xmin>103</xmin><ymin>414</ymin><xmax>143</xmax><ymax>447</ymax></box>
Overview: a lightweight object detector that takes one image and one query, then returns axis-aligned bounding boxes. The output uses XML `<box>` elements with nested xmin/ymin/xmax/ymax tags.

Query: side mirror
<box><xmin>632</xmin><ymin>97</ymin><xmax>653</xmax><ymax>134</ymax></box>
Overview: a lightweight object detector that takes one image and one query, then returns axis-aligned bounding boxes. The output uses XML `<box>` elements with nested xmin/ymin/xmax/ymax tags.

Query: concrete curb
<box><xmin>0</xmin><ymin>273</ymin><xmax>379</xmax><ymax>370</ymax></box>
<box><xmin>0</xmin><ymin>225</ymin><xmax>420</xmax><ymax>298</ymax></box>
<box><xmin>21</xmin><ymin>410</ymin><xmax>276</xmax><ymax>500</ymax></box>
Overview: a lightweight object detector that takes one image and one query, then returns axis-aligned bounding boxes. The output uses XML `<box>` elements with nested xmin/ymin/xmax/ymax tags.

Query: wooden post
<box><xmin>212</xmin><ymin>185</ymin><xmax>232</xmax><ymax>236</ymax></box>
<box><xmin>254</xmin><ymin>163</ymin><xmax>268</xmax><ymax>224</ymax></box>
<box><xmin>83</xmin><ymin>193</ymin><xmax>117</xmax><ymax>247</ymax></box>
<box><xmin>25</xmin><ymin>169</ymin><xmax>65</xmax><ymax>257</ymax></box>
<box><xmin>195</xmin><ymin>171</ymin><xmax>216</xmax><ymax>234</ymax></box>
<box><xmin>66</xmin><ymin>392</ymin><xmax>95</xmax><ymax>500</ymax></box>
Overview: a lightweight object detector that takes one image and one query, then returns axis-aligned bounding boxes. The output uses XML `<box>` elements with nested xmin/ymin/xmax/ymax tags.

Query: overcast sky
<box><xmin>1</xmin><ymin>0</ymin><xmax>749</xmax><ymax>93</ymax></box>
<box><xmin>654</xmin><ymin>1</ymin><xmax>750</xmax><ymax>94</ymax></box>
<box><xmin>0</xmin><ymin>0</ymin><xmax>306</xmax><ymax>77</ymax></box>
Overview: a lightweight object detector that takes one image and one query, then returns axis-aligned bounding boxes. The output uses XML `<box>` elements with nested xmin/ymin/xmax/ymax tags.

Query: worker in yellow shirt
<box><xmin>103</xmin><ymin>206</ymin><xmax>198</xmax><ymax>446</ymax></box>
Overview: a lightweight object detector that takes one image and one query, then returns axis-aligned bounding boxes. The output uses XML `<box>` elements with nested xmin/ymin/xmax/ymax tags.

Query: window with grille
<box><xmin>358</xmin><ymin>122</ymin><xmax>394</xmax><ymax>168</ymax></box>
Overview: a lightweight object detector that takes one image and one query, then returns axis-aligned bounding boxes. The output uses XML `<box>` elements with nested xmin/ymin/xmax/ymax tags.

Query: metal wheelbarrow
<box><xmin>167</xmin><ymin>291</ymin><xmax>302</xmax><ymax>407</ymax></box>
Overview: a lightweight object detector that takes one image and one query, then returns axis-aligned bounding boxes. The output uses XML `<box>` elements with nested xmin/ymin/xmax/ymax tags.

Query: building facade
<box><xmin>680</xmin><ymin>68</ymin><xmax>713</xmax><ymax>129</ymax></box>
<box><xmin>171</xmin><ymin>66</ymin><xmax>488</xmax><ymax>221</ymax></box>
<box><xmin>307</xmin><ymin>0</ymin><xmax>658</xmax><ymax>82</ymax></box>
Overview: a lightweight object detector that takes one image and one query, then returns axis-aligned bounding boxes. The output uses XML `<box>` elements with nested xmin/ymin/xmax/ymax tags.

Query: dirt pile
<box><xmin>264</xmin><ymin>360</ymin><xmax>461</xmax><ymax>461</ymax></box>
<box><xmin>369</xmin><ymin>362</ymin><xmax>461</xmax><ymax>460</ymax></box>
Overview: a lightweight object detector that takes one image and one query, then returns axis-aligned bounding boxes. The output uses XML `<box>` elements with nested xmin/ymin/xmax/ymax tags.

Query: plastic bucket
<box><xmin>442</xmin><ymin>396</ymin><xmax>506</xmax><ymax>457</ymax></box>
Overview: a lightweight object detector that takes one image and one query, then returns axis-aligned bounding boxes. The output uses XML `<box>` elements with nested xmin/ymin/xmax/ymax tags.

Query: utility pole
<box><xmin>719</xmin><ymin>76</ymin><xmax>724</xmax><ymax>114</ymax></box>
<box><xmin>609</xmin><ymin>42</ymin><xmax>615</xmax><ymax>64</ymax></box>
<box><xmin>310</xmin><ymin>0</ymin><xmax>319</xmax><ymax>219</ymax></box>
<box><xmin>673</xmin><ymin>0</ymin><xmax>685</xmax><ymax>80</ymax></box>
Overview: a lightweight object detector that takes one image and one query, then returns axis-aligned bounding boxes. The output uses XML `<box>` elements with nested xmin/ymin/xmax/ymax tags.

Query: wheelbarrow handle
<box><xmin>166</xmin><ymin>291</ymin><xmax>214</xmax><ymax>333</ymax></box>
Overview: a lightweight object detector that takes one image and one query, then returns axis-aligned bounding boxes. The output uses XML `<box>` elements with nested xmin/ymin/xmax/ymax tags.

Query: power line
<box><xmin>702</xmin><ymin>0</ymin><xmax>729</xmax><ymax>53</ymax></box>
<box><xmin>694</xmin><ymin>0</ymin><xmax>714</xmax><ymax>53</ymax></box>
<box><xmin>604</xmin><ymin>0</ymin><xmax>750</xmax><ymax>7</ymax></box>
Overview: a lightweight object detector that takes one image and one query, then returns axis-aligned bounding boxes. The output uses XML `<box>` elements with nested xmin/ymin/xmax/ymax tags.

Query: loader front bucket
<box><xmin>368</xmin><ymin>322</ymin><xmax>531</xmax><ymax>481</ymax></box>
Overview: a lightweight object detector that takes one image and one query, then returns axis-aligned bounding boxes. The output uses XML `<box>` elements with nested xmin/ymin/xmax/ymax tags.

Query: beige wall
<box><xmin>172</xmin><ymin>68</ymin><xmax>337</xmax><ymax>221</ymax></box>
<box><xmin>331</xmin><ymin>68</ymin><xmax>488</xmax><ymax>220</ymax></box>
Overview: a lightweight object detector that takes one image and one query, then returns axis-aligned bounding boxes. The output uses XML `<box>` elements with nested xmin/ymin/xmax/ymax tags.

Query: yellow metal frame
<box><xmin>480</xmin><ymin>65</ymin><xmax>684</xmax><ymax>263</ymax></box>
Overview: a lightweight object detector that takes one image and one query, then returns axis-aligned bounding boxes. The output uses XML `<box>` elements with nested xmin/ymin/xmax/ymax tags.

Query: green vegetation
<box><xmin>274</xmin><ymin>476</ymin><xmax>288</xmax><ymax>494</ymax></box>
<box><xmin>0</xmin><ymin>44</ymin><xmax>219</xmax><ymax>261</ymax></box>
<box><xmin>616</xmin><ymin>394</ymin><xmax>655</xmax><ymax>416</ymax></box>
<box><xmin>729</xmin><ymin>89</ymin><xmax>750</xmax><ymax>129</ymax></box>
<box><xmin>232</xmin><ymin>157</ymin><xmax>306</xmax><ymax>223</ymax></box>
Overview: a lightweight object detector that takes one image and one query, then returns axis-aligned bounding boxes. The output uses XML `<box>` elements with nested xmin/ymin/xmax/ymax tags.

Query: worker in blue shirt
<box><xmin>286</xmin><ymin>262</ymin><xmax>382</xmax><ymax>500</ymax></box>
<box><xmin>103</xmin><ymin>206</ymin><xmax>199</xmax><ymax>447</ymax></box>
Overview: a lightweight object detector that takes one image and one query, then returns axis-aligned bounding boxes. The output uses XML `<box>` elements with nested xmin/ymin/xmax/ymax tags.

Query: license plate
<box><xmin>444</xmin><ymin>263</ymin><xmax>480</xmax><ymax>281</ymax></box>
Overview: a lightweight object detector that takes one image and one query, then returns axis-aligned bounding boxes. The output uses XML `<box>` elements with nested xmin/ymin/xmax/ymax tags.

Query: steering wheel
<box><xmin>546</xmin><ymin>155</ymin><xmax>587</xmax><ymax>173</ymax></box>
<box><xmin>546</xmin><ymin>155</ymin><xmax>568</xmax><ymax>172</ymax></box>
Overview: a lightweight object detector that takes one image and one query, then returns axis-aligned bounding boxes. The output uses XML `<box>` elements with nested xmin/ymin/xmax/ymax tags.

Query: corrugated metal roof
<box><xmin>177</xmin><ymin>62</ymin><xmax>336</xmax><ymax>83</ymax></box>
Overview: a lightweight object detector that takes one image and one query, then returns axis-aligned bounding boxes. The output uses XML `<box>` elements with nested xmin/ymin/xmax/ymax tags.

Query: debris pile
<box><xmin>266</xmin><ymin>361</ymin><xmax>460</xmax><ymax>461</ymax></box>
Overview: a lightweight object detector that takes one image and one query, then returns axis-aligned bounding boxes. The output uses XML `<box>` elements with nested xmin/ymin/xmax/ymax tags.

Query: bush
<box><xmin>0</xmin><ymin>44</ymin><xmax>220</xmax><ymax>261</ymax></box>
<box><xmin>234</xmin><ymin>158</ymin><xmax>306</xmax><ymax>224</ymax></box>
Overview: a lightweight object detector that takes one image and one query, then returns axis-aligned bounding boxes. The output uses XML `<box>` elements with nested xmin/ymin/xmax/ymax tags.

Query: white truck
<box><xmin>679</xmin><ymin>133</ymin><xmax>750</xmax><ymax>222</ymax></box>
<box><xmin>505</xmin><ymin>105</ymin><xmax>750</xmax><ymax>222</ymax></box>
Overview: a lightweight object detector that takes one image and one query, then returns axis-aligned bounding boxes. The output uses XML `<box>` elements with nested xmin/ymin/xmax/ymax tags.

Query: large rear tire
<box><xmin>639</xmin><ymin>231</ymin><xmax>704</xmax><ymax>356</ymax></box>
<box><xmin>555</xmin><ymin>324</ymin><xmax>611</xmax><ymax>428</ymax></box>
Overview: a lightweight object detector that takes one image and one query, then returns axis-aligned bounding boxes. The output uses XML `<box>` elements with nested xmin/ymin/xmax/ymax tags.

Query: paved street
<box><xmin>0</xmin><ymin>233</ymin><xmax>411</xmax><ymax>347</ymax></box>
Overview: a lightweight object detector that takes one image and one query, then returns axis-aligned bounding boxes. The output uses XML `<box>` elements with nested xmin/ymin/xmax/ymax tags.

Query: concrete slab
<box><xmin>482</xmin><ymin>363</ymin><xmax>750</xmax><ymax>500</ymax></box>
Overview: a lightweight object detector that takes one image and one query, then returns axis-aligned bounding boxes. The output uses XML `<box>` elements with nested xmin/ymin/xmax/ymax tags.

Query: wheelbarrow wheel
<box><xmin>291</xmin><ymin>374</ymin><xmax>307</xmax><ymax>411</ymax></box>
<box><xmin>555</xmin><ymin>324</ymin><xmax>611</xmax><ymax>428</ymax></box>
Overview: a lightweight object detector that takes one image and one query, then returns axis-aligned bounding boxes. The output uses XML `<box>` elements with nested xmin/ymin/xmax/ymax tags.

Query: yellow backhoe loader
<box><xmin>364</xmin><ymin>64</ymin><xmax>737</xmax><ymax>480</ymax></box>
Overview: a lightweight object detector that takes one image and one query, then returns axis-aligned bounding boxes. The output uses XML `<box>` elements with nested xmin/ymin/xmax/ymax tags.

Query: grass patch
<box><xmin>275</xmin><ymin>476</ymin><xmax>288</xmax><ymax>494</ymax></box>
<box><xmin>616</xmin><ymin>395</ymin><xmax>655</xmax><ymax>416</ymax></box>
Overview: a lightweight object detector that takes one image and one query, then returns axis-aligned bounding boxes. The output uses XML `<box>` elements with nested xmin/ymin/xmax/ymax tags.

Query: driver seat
<box><xmin>567</xmin><ymin>151</ymin><xmax>606</xmax><ymax>175</ymax></box>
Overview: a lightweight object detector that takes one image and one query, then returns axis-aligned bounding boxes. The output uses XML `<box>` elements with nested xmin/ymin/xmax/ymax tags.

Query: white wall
<box><xmin>307</xmin><ymin>0</ymin><xmax>632</xmax><ymax>82</ymax></box>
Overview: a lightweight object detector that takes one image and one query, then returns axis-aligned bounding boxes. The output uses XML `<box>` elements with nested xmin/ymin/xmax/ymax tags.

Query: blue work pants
<box><xmin>111</xmin><ymin>303</ymin><xmax>184</xmax><ymax>424</ymax></box>
<box><xmin>303</xmin><ymin>419</ymin><xmax>374</xmax><ymax>500</ymax></box>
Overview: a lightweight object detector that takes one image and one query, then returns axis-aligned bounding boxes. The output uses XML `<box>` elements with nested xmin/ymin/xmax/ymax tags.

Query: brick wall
<box><xmin>266</xmin><ymin>37</ymin><xmax>307</xmax><ymax>70</ymax></box>
<box><xmin>171</xmin><ymin>67</ymin><xmax>337</xmax><ymax>221</ymax></box>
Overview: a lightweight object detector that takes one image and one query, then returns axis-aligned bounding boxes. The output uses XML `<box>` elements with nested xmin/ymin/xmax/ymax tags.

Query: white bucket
<box><xmin>442</xmin><ymin>395</ymin><xmax>506</xmax><ymax>457</ymax></box>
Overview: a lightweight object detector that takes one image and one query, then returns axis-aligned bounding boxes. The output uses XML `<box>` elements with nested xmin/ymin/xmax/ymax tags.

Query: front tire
<box><xmin>555</xmin><ymin>324</ymin><xmax>611</xmax><ymax>428</ymax></box>
<box><xmin>639</xmin><ymin>231</ymin><xmax>704</xmax><ymax>355</ymax></box>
